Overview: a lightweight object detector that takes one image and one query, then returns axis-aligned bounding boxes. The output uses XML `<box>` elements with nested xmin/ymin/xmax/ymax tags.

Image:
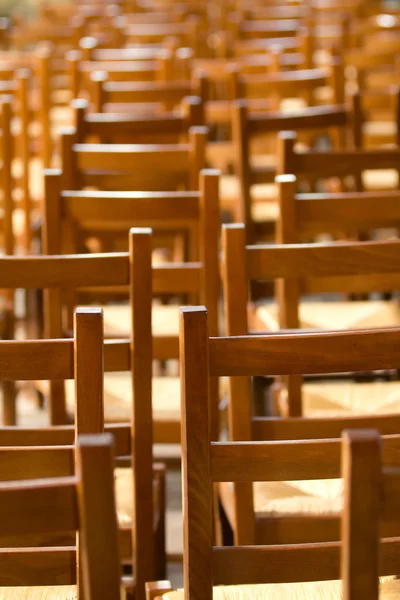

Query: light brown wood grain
<box><xmin>341</xmin><ymin>430</ymin><xmax>381</xmax><ymax>600</ymax></box>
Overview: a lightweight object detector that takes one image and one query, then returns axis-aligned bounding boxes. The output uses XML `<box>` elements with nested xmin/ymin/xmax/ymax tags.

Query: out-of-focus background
<box><xmin>0</xmin><ymin>0</ymin><xmax>66</xmax><ymax>18</ymax></box>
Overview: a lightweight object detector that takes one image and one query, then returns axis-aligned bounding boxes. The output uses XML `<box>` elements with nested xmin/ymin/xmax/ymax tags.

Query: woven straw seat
<box><xmin>303</xmin><ymin>380</ymin><xmax>400</xmax><ymax>418</ymax></box>
<box><xmin>222</xmin><ymin>383</ymin><xmax>400</xmax><ymax>524</ymax></box>
<box><xmin>362</xmin><ymin>168</ymin><xmax>398</xmax><ymax>190</ymax></box>
<box><xmin>220</xmin><ymin>477</ymin><xmax>342</xmax><ymax>524</ymax></box>
<box><xmin>254</xmin><ymin>300</ymin><xmax>400</xmax><ymax>332</ymax></box>
<box><xmin>102</xmin><ymin>303</ymin><xmax>180</xmax><ymax>337</ymax></box>
<box><xmin>220</xmin><ymin>175</ymin><xmax>277</xmax><ymax>216</ymax></box>
<box><xmin>66</xmin><ymin>372</ymin><xmax>228</xmax><ymax>424</ymax></box>
<box><xmin>115</xmin><ymin>467</ymin><xmax>161</xmax><ymax>527</ymax></box>
<box><xmin>0</xmin><ymin>587</ymin><xmax>77</xmax><ymax>600</ymax></box>
<box><xmin>66</xmin><ymin>373</ymin><xmax>181</xmax><ymax>423</ymax></box>
<box><xmin>162</xmin><ymin>578</ymin><xmax>399</xmax><ymax>600</ymax></box>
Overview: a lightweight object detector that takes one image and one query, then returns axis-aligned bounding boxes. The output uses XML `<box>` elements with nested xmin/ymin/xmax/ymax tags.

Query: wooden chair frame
<box><xmin>223</xmin><ymin>223</ymin><xmax>400</xmax><ymax>416</ymax></box>
<box><xmin>71</xmin><ymin>96</ymin><xmax>205</xmax><ymax>145</ymax></box>
<box><xmin>59</xmin><ymin>124</ymin><xmax>207</xmax><ymax>192</ymax></box>
<box><xmin>176</xmin><ymin>306</ymin><xmax>400</xmax><ymax>586</ymax></box>
<box><xmin>232</xmin><ymin>99</ymin><xmax>350</xmax><ymax>239</ymax></box>
<box><xmin>0</xmin><ymin>294</ymin><xmax>164</xmax><ymax>600</ymax></box>
<box><xmin>41</xmin><ymin>170</ymin><xmax>219</xmax><ymax>432</ymax></box>
<box><xmin>0</xmin><ymin>432</ymin><xmax>121</xmax><ymax>600</ymax></box>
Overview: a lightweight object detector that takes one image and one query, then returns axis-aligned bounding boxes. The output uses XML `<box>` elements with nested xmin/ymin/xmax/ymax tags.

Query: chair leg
<box><xmin>2</xmin><ymin>304</ymin><xmax>16</xmax><ymax>425</ymax></box>
<box><xmin>49</xmin><ymin>380</ymin><xmax>68</xmax><ymax>425</ymax></box>
<box><xmin>218</xmin><ymin>498</ymin><xmax>233</xmax><ymax>547</ymax></box>
<box><xmin>2</xmin><ymin>380</ymin><xmax>16</xmax><ymax>425</ymax></box>
<box><xmin>145</xmin><ymin>581</ymin><xmax>173</xmax><ymax>600</ymax></box>
<box><xmin>154</xmin><ymin>465</ymin><xmax>167</xmax><ymax>581</ymax></box>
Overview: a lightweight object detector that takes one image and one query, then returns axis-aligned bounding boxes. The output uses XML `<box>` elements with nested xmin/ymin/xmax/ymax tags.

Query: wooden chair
<box><xmin>0</xmin><ymin>278</ymin><xmax>165</xmax><ymax>599</ymax></box>
<box><xmin>229</xmin><ymin>62</ymin><xmax>345</xmax><ymax>109</ymax></box>
<box><xmin>254</xmin><ymin>172</ymin><xmax>400</xmax><ymax>330</ymax></box>
<box><xmin>71</xmin><ymin>96</ymin><xmax>204</xmax><ymax>145</ymax></box>
<box><xmin>59</xmin><ymin>124</ymin><xmax>207</xmax><ymax>192</ymax></box>
<box><xmin>0</xmin><ymin>433</ymin><xmax>121</xmax><ymax>600</ymax></box>
<box><xmin>41</xmin><ymin>172</ymin><xmax>219</xmax><ymax>432</ymax></box>
<box><xmin>147</xmin><ymin>307</ymin><xmax>400</xmax><ymax>598</ymax></box>
<box><xmin>230</xmin><ymin>100</ymin><xmax>350</xmax><ymax>239</ymax></box>
<box><xmin>0</xmin><ymin>97</ymin><xmax>13</xmax><ymax>258</ymax></box>
<box><xmin>205</xmin><ymin>58</ymin><xmax>344</xmax><ymax>171</ymax></box>
<box><xmin>69</xmin><ymin>48</ymin><xmax>182</xmax><ymax>103</ymax></box>
<box><xmin>121</xmin><ymin>18</ymin><xmax>201</xmax><ymax>55</ymax></box>
<box><xmin>278</xmin><ymin>129</ymin><xmax>400</xmax><ymax>193</ymax></box>
<box><xmin>222</xmin><ymin>223</ymin><xmax>400</xmax><ymax>417</ymax></box>
<box><xmin>0</xmin><ymin>60</ymin><xmax>58</xmax><ymax>242</ymax></box>
<box><xmin>51</xmin><ymin>126</ymin><xmax>208</xmax><ymax>270</ymax></box>
<box><xmin>7</xmin><ymin>18</ymin><xmax>86</xmax><ymax>52</ymax></box>
<box><xmin>227</xmin><ymin>16</ymin><xmax>300</xmax><ymax>43</ymax></box>
<box><xmin>0</xmin><ymin>96</ymin><xmax>15</xmax><ymax>423</ymax></box>
<box><xmin>350</xmin><ymin>88</ymin><xmax>400</xmax><ymax>148</ymax></box>
<box><xmin>85</xmin><ymin>70</ymin><xmax>208</xmax><ymax>115</ymax></box>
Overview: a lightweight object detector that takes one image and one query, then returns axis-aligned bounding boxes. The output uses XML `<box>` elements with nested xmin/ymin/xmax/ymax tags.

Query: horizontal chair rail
<box><xmin>0</xmin><ymin>547</ymin><xmax>76</xmax><ymax>586</ymax></box>
<box><xmin>289</xmin><ymin>148</ymin><xmax>400</xmax><ymax>176</ymax></box>
<box><xmin>210</xmin><ymin>436</ymin><xmax>400</xmax><ymax>482</ymax></box>
<box><xmin>246</xmin><ymin>240</ymin><xmax>400</xmax><ymax>279</ymax></box>
<box><xmin>0</xmin><ymin>477</ymin><xmax>78</xmax><ymax>536</ymax></box>
<box><xmin>84</xmin><ymin>115</ymin><xmax>187</xmax><ymax>136</ymax></box>
<box><xmin>212</xmin><ymin>539</ymin><xmax>400</xmax><ymax>585</ymax></box>
<box><xmin>252</xmin><ymin>414</ymin><xmax>400</xmax><ymax>440</ymax></box>
<box><xmin>296</xmin><ymin>193</ymin><xmax>400</xmax><ymax>234</ymax></box>
<box><xmin>0</xmin><ymin>424</ymin><xmax>130</xmax><ymax>455</ymax></box>
<box><xmin>248</xmin><ymin>105</ymin><xmax>348</xmax><ymax>134</ymax></box>
<box><xmin>0</xmin><ymin>256</ymin><xmax>201</xmax><ymax>292</ymax></box>
<box><xmin>62</xmin><ymin>190</ymin><xmax>201</xmax><ymax>220</ymax></box>
<box><xmin>209</xmin><ymin>328</ymin><xmax>400</xmax><ymax>376</ymax></box>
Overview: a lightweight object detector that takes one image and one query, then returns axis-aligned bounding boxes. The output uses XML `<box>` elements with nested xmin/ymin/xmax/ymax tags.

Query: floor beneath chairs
<box><xmin>13</xmin><ymin>385</ymin><xmax>184</xmax><ymax>586</ymax></box>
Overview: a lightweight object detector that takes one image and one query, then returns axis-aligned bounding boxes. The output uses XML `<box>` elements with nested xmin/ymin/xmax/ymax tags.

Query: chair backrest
<box><xmin>228</xmin><ymin>16</ymin><xmax>300</xmax><ymax>41</ymax></box>
<box><xmin>0</xmin><ymin>261</ymin><xmax>157</xmax><ymax>593</ymax></box>
<box><xmin>341</xmin><ymin>428</ymin><xmax>400</xmax><ymax>600</ymax></box>
<box><xmin>69</xmin><ymin>49</ymin><xmax>176</xmax><ymax>100</ymax></box>
<box><xmin>232</xmin><ymin>99</ymin><xmax>350</xmax><ymax>237</ymax></box>
<box><xmin>0</xmin><ymin>97</ymin><xmax>13</xmax><ymax>255</ymax></box>
<box><xmin>351</xmin><ymin>88</ymin><xmax>400</xmax><ymax>148</ymax></box>
<box><xmin>42</xmin><ymin>169</ymin><xmax>219</xmax><ymax>323</ymax></box>
<box><xmin>276</xmin><ymin>173</ymin><xmax>400</xmax><ymax>243</ymax></box>
<box><xmin>59</xmin><ymin>125</ymin><xmax>207</xmax><ymax>191</ymax></box>
<box><xmin>86</xmin><ymin>70</ymin><xmax>208</xmax><ymax>114</ymax></box>
<box><xmin>0</xmin><ymin>433</ymin><xmax>120</xmax><ymax>599</ymax></box>
<box><xmin>277</xmin><ymin>129</ymin><xmax>400</xmax><ymax>187</ymax></box>
<box><xmin>230</xmin><ymin>65</ymin><xmax>343</xmax><ymax>106</ymax></box>
<box><xmin>42</xmin><ymin>168</ymin><xmax>219</xmax><ymax>436</ymax></box>
<box><xmin>85</xmin><ymin>71</ymin><xmax>208</xmax><ymax>114</ymax></box>
<box><xmin>0</xmin><ymin>305</ymin><xmax>103</xmax><ymax>427</ymax></box>
<box><xmin>122</xmin><ymin>18</ymin><xmax>200</xmax><ymax>53</ymax></box>
<box><xmin>222</xmin><ymin>223</ymin><xmax>400</xmax><ymax>416</ymax></box>
<box><xmin>72</xmin><ymin>96</ymin><xmax>205</xmax><ymax>144</ymax></box>
<box><xmin>179</xmin><ymin>306</ymin><xmax>400</xmax><ymax>592</ymax></box>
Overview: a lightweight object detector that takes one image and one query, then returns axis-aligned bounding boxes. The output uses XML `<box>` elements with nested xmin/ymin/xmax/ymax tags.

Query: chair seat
<box><xmin>303</xmin><ymin>380</ymin><xmax>400</xmax><ymax>418</ymax></box>
<box><xmin>66</xmin><ymin>373</ymin><xmax>181</xmax><ymax>423</ymax></box>
<box><xmin>66</xmin><ymin>372</ymin><xmax>228</xmax><ymax>424</ymax></box>
<box><xmin>220</xmin><ymin>175</ymin><xmax>277</xmax><ymax>215</ymax></box>
<box><xmin>163</xmin><ymin>578</ymin><xmax>399</xmax><ymax>599</ymax></box>
<box><xmin>115</xmin><ymin>467</ymin><xmax>160</xmax><ymax>527</ymax></box>
<box><xmin>221</xmin><ymin>380</ymin><xmax>400</xmax><ymax>525</ymax></box>
<box><xmin>252</xmin><ymin>200</ymin><xmax>279</xmax><ymax>223</ymax></box>
<box><xmin>362</xmin><ymin>168</ymin><xmax>398</xmax><ymax>190</ymax></box>
<box><xmin>220</xmin><ymin>477</ymin><xmax>342</xmax><ymax>522</ymax></box>
<box><xmin>102</xmin><ymin>303</ymin><xmax>180</xmax><ymax>337</ymax></box>
<box><xmin>0</xmin><ymin>586</ymin><xmax>77</xmax><ymax>600</ymax></box>
<box><xmin>254</xmin><ymin>300</ymin><xmax>400</xmax><ymax>331</ymax></box>
<box><xmin>364</xmin><ymin>120</ymin><xmax>396</xmax><ymax>145</ymax></box>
